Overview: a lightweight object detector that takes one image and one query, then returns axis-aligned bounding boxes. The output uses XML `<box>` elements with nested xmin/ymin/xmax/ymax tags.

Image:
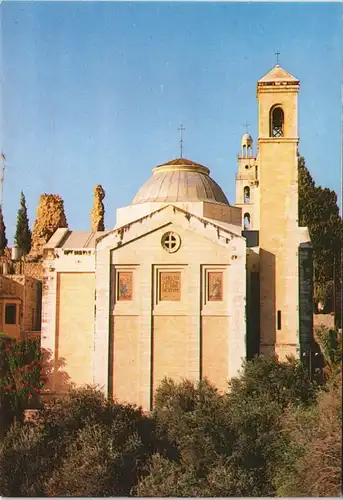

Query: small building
<box><xmin>0</xmin><ymin>273</ymin><xmax>42</xmax><ymax>340</ymax></box>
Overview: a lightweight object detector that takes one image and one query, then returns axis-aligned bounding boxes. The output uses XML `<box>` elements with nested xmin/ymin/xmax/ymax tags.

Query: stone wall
<box><xmin>15</xmin><ymin>262</ymin><xmax>43</xmax><ymax>280</ymax></box>
<box><xmin>0</xmin><ymin>274</ymin><xmax>42</xmax><ymax>336</ymax></box>
<box><xmin>0</xmin><ymin>274</ymin><xmax>23</xmax><ymax>298</ymax></box>
<box><xmin>30</xmin><ymin>194</ymin><xmax>68</xmax><ymax>257</ymax></box>
<box><xmin>313</xmin><ymin>313</ymin><xmax>335</xmax><ymax>331</ymax></box>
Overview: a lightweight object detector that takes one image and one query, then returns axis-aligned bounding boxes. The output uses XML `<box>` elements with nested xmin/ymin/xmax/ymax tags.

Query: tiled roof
<box><xmin>258</xmin><ymin>64</ymin><xmax>299</xmax><ymax>83</ymax></box>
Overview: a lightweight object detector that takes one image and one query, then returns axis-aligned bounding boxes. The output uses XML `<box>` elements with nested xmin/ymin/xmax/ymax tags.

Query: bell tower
<box><xmin>257</xmin><ymin>64</ymin><xmax>302</xmax><ymax>359</ymax></box>
<box><xmin>235</xmin><ymin>133</ymin><xmax>259</xmax><ymax>231</ymax></box>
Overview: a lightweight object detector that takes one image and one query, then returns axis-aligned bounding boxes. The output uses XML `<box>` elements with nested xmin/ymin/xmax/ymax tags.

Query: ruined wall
<box><xmin>313</xmin><ymin>314</ymin><xmax>335</xmax><ymax>330</ymax></box>
<box><xmin>31</xmin><ymin>194</ymin><xmax>68</xmax><ymax>257</ymax></box>
<box><xmin>0</xmin><ymin>275</ymin><xmax>23</xmax><ymax>298</ymax></box>
<box><xmin>15</xmin><ymin>262</ymin><xmax>43</xmax><ymax>280</ymax></box>
<box><xmin>90</xmin><ymin>185</ymin><xmax>105</xmax><ymax>231</ymax></box>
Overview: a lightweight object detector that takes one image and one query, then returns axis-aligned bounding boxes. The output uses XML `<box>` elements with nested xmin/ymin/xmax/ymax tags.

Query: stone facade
<box><xmin>94</xmin><ymin>205</ymin><xmax>246</xmax><ymax>408</ymax></box>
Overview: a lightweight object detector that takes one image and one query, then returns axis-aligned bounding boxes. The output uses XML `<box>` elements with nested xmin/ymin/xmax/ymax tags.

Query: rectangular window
<box><xmin>117</xmin><ymin>272</ymin><xmax>133</xmax><ymax>301</ymax></box>
<box><xmin>5</xmin><ymin>304</ymin><xmax>17</xmax><ymax>325</ymax></box>
<box><xmin>208</xmin><ymin>272</ymin><xmax>223</xmax><ymax>301</ymax></box>
<box><xmin>159</xmin><ymin>272</ymin><xmax>181</xmax><ymax>301</ymax></box>
<box><xmin>277</xmin><ymin>310</ymin><xmax>282</xmax><ymax>330</ymax></box>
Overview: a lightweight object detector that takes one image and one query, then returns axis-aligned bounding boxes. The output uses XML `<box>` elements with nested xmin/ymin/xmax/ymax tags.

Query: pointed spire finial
<box><xmin>275</xmin><ymin>50</ymin><xmax>280</xmax><ymax>65</ymax></box>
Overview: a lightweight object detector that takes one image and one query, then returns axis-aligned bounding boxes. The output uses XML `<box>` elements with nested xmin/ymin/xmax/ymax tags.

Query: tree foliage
<box><xmin>274</xmin><ymin>379</ymin><xmax>342</xmax><ymax>497</ymax></box>
<box><xmin>0</xmin><ymin>338</ymin><xmax>44</xmax><ymax>435</ymax></box>
<box><xmin>315</xmin><ymin>326</ymin><xmax>342</xmax><ymax>380</ymax></box>
<box><xmin>0</xmin><ymin>386</ymin><xmax>156</xmax><ymax>497</ymax></box>
<box><xmin>14</xmin><ymin>191</ymin><xmax>32</xmax><ymax>255</ymax></box>
<box><xmin>136</xmin><ymin>356</ymin><xmax>319</xmax><ymax>497</ymax></box>
<box><xmin>298</xmin><ymin>156</ymin><xmax>342</xmax><ymax>308</ymax></box>
<box><xmin>0</xmin><ymin>206</ymin><xmax>7</xmax><ymax>256</ymax></box>
<box><xmin>0</xmin><ymin>358</ymin><xmax>340</xmax><ymax>497</ymax></box>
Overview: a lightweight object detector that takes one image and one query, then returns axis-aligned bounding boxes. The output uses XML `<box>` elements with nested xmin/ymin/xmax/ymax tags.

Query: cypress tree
<box><xmin>0</xmin><ymin>206</ymin><xmax>7</xmax><ymax>256</ymax></box>
<box><xmin>14</xmin><ymin>191</ymin><xmax>32</xmax><ymax>255</ymax></box>
<box><xmin>298</xmin><ymin>156</ymin><xmax>342</xmax><ymax>310</ymax></box>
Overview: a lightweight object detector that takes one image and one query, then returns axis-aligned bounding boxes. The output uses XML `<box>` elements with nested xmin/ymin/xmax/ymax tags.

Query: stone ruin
<box><xmin>30</xmin><ymin>194</ymin><xmax>68</xmax><ymax>258</ymax></box>
<box><xmin>90</xmin><ymin>184</ymin><xmax>105</xmax><ymax>232</ymax></box>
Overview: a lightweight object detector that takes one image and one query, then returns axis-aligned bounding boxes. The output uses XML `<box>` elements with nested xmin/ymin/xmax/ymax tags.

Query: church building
<box><xmin>41</xmin><ymin>64</ymin><xmax>313</xmax><ymax>409</ymax></box>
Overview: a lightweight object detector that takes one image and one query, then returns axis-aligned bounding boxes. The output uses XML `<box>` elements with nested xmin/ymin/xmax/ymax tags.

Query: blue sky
<box><xmin>1</xmin><ymin>1</ymin><xmax>342</xmax><ymax>243</ymax></box>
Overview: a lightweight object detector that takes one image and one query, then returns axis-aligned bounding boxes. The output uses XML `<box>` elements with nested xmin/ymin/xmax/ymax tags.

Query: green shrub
<box><xmin>0</xmin><ymin>386</ymin><xmax>157</xmax><ymax>496</ymax></box>
<box><xmin>138</xmin><ymin>356</ymin><xmax>320</xmax><ymax>497</ymax></box>
<box><xmin>274</xmin><ymin>380</ymin><xmax>342</xmax><ymax>497</ymax></box>
<box><xmin>135</xmin><ymin>453</ymin><xmax>206</xmax><ymax>497</ymax></box>
<box><xmin>228</xmin><ymin>355</ymin><xmax>318</xmax><ymax>408</ymax></box>
<box><xmin>0</xmin><ymin>338</ymin><xmax>45</xmax><ymax>436</ymax></box>
<box><xmin>315</xmin><ymin>326</ymin><xmax>342</xmax><ymax>380</ymax></box>
<box><xmin>0</xmin><ymin>357</ymin><xmax>328</xmax><ymax>497</ymax></box>
<box><xmin>0</xmin><ymin>421</ymin><xmax>48</xmax><ymax>496</ymax></box>
<box><xmin>46</xmin><ymin>421</ymin><xmax>144</xmax><ymax>496</ymax></box>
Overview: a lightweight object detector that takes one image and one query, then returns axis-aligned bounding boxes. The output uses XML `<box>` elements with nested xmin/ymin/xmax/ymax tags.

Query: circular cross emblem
<box><xmin>161</xmin><ymin>231</ymin><xmax>181</xmax><ymax>253</ymax></box>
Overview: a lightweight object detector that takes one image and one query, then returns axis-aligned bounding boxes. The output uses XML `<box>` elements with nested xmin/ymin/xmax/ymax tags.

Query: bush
<box><xmin>0</xmin><ymin>357</ymin><xmax>329</xmax><ymax>497</ymax></box>
<box><xmin>228</xmin><ymin>355</ymin><xmax>318</xmax><ymax>408</ymax></box>
<box><xmin>136</xmin><ymin>356</ymin><xmax>320</xmax><ymax>497</ymax></box>
<box><xmin>135</xmin><ymin>453</ymin><xmax>206</xmax><ymax>497</ymax></box>
<box><xmin>0</xmin><ymin>338</ymin><xmax>45</xmax><ymax>436</ymax></box>
<box><xmin>315</xmin><ymin>326</ymin><xmax>342</xmax><ymax>380</ymax></box>
<box><xmin>0</xmin><ymin>421</ymin><xmax>48</xmax><ymax>496</ymax></box>
<box><xmin>0</xmin><ymin>386</ymin><xmax>157</xmax><ymax>497</ymax></box>
<box><xmin>153</xmin><ymin>378</ymin><xmax>233</xmax><ymax>474</ymax></box>
<box><xmin>274</xmin><ymin>379</ymin><xmax>342</xmax><ymax>497</ymax></box>
<box><xmin>46</xmin><ymin>421</ymin><xmax>144</xmax><ymax>496</ymax></box>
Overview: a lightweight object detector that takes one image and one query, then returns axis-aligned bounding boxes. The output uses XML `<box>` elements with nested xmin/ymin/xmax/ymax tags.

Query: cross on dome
<box><xmin>178</xmin><ymin>124</ymin><xmax>185</xmax><ymax>158</ymax></box>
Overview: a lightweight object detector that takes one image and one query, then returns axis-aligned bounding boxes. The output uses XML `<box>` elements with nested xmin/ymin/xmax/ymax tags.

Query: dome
<box><xmin>132</xmin><ymin>158</ymin><xmax>229</xmax><ymax>205</ymax></box>
<box><xmin>241</xmin><ymin>133</ymin><xmax>253</xmax><ymax>145</ymax></box>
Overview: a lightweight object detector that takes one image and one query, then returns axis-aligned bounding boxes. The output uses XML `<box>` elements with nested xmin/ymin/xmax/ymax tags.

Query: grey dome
<box><xmin>132</xmin><ymin>158</ymin><xmax>229</xmax><ymax>205</ymax></box>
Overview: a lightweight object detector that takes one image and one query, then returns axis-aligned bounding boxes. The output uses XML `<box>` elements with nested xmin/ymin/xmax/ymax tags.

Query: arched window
<box><xmin>242</xmin><ymin>145</ymin><xmax>247</xmax><ymax>156</ymax></box>
<box><xmin>247</xmin><ymin>145</ymin><xmax>252</xmax><ymax>157</ymax></box>
<box><xmin>244</xmin><ymin>213</ymin><xmax>251</xmax><ymax>230</ymax></box>
<box><xmin>244</xmin><ymin>186</ymin><xmax>250</xmax><ymax>203</ymax></box>
<box><xmin>270</xmin><ymin>106</ymin><xmax>284</xmax><ymax>137</ymax></box>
